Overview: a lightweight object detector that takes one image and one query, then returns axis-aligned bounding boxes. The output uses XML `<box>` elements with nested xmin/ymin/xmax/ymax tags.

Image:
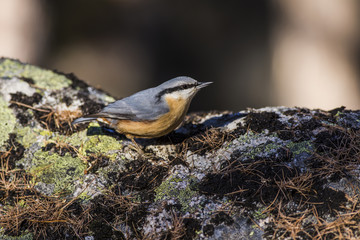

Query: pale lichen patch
<box><xmin>30</xmin><ymin>151</ymin><xmax>86</xmax><ymax>195</ymax></box>
<box><xmin>155</xmin><ymin>167</ymin><xmax>199</xmax><ymax>213</ymax></box>
<box><xmin>0</xmin><ymin>97</ymin><xmax>16</xmax><ymax>146</ymax></box>
<box><xmin>0</xmin><ymin>59</ymin><xmax>71</xmax><ymax>90</ymax></box>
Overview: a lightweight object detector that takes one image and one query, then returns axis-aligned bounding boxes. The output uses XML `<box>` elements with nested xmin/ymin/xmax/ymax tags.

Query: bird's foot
<box><xmin>127</xmin><ymin>137</ymin><xmax>151</xmax><ymax>157</ymax></box>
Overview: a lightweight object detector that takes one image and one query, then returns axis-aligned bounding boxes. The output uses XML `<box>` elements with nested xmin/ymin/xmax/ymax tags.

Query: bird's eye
<box><xmin>180</xmin><ymin>84</ymin><xmax>189</xmax><ymax>90</ymax></box>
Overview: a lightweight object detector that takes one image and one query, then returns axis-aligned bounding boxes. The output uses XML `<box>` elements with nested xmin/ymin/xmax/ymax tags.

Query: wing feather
<box><xmin>88</xmin><ymin>87</ymin><xmax>169</xmax><ymax>121</ymax></box>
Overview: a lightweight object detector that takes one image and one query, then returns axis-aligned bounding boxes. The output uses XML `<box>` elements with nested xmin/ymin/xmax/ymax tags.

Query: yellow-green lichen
<box><xmin>0</xmin><ymin>230</ymin><xmax>33</xmax><ymax>240</ymax></box>
<box><xmin>243</xmin><ymin>142</ymin><xmax>282</xmax><ymax>159</ymax></box>
<box><xmin>66</xmin><ymin>128</ymin><xmax>89</xmax><ymax>146</ymax></box>
<box><xmin>39</xmin><ymin>130</ymin><xmax>52</xmax><ymax>137</ymax></box>
<box><xmin>286</xmin><ymin>141</ymin><xmax>312</xmax><ymax>155</ymax></box>
<box><xmin>0</xmin><ymin>59</ymin><xmax>23</xmax><ymax>76</ymax></box>
<box><xmin>0</xmin><ymin>59</ymin><xmax>71</xmax><ymax>90</ymax></box>
<box><xmin>237</xmin><ymin>131</ymin><xmax>278</xmax><ymax>144</ymax></box>
<box><xmin>83</xmin><ymin>135</ymin><xmax>123</xmax><ymax>160</ymax></box>
<box><xmin>30</xmin><ymin>151</ymin><xmax>86</xmax><ymax>194</ymax></box>
<box><xmin>236</xmin><ymin>131</ymin><xmax>256</xmax><ymax>144</ymax></box>
<box><xmin>235</xmin><ymin>132</ymin><xmax>284</xmax><ymax>159</ymax></box>
<box><xmin>155</xmin><ymin>176</ymin><xmax>198</xmax><ymax>212</ymax></box>
<box><xmin>334</xmin><ymin>111</ymin><xmax>344</xmax><ymax>119</ymax></box>
<box><xmin>15</xmin><ymin>126</ymin><xmax>41</xmax><ymax>148</ymax></box>
<box><xmin>77</xmin><ymin>190</ymin><xmax>92</xmax><ymax>201</ymax></box>
<box><xmin>253</xmin><ymin>207</ymin><xmax>268</xmax><ymax>220</ymax></box>
<box><xmin>0</xmin><ymin>97</ymin><xmax>16</xmax><ymax>146</ymax></box>
<box><xmin>104</xmin><ymin>95</ymin><xmax>116</xmax><ymax>103</ymax></box>
<box><xmin>17</xmin><ymin>199</ymin><xmax>27</xmax><ymax>208</ymax></box>
<box><xmin>67</xmin><ymin>124</ymin><xmax>122</xmax><ymax>160</ymax></box>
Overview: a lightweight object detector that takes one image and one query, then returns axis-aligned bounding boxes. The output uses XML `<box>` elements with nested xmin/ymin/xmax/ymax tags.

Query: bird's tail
<box><xmin>72</xmin><ymin>116</ymin><xmax>97</xmax><ymax>125</ymax></box>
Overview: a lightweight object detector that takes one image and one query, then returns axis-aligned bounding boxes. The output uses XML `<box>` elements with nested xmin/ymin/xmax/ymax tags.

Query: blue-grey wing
<box><xmin>94</xmin><ymin>88</ymin><xmax>169</xmax><ymax>121</ymax></box>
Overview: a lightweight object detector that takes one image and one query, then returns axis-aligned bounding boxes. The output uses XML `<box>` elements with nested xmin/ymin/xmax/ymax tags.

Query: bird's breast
<box><xmin>114</xmin><ymin>96</ymin><xmax>191</xmax><ymax>138</ymax></box>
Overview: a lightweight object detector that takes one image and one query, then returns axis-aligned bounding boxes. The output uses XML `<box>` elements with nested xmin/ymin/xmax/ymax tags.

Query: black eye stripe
<box><xmin>155</xmin><ymin>83</ymin><xmax>197</xmax><ymax>102</ymax></box>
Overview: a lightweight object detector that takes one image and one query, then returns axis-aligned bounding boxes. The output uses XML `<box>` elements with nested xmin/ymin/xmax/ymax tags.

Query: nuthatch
<box><xmin>72</xmin><ymin>76</ymin><xmax>212</xmax><ymax>143</ymax></box>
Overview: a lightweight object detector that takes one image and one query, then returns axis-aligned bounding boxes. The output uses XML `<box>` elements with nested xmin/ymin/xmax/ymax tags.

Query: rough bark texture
<box><xmin>1</xmin><ymin>58</ymin><xmax>360</xmax><ymax>239</ymax></box>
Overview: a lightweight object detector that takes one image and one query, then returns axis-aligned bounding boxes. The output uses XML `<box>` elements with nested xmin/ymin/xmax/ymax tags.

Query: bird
<box><xmin>72</xmin><ymin>76</ymin><xmax>212</xmax><ymax>147</ymax></box>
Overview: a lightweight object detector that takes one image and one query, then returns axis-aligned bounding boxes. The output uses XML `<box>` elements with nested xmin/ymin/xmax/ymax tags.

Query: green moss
<box><xmin>0</xmin><ymin>97</ymin><xmax>16</xmax><ymax>146</ymax></box>
<box><xmin>30</xmin><ymin>151</ymin><xmax>86</xmax><ymax>194</ymax></box>
<box><xmin>155</xmin><ymin>176</ymin><xmax>198</xmax><ymax>212</ymax></box>
<box><xmin>0</xmin><ymin>59</ymin><xmax>71</xmax><ymax>90</ymax></box>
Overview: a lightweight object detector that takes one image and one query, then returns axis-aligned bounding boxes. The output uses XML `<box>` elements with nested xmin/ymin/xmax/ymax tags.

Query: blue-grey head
<box><xmin>154</xmin><ymin>76</ymin><xmax>212</xmax><ymax>103</ymax></box>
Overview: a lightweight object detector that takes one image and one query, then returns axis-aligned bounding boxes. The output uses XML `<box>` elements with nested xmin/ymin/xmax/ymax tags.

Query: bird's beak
<box><xmin>197</xmin><ymin>81</ymin><xmax>213</xmax><ymax>89</ymax></box>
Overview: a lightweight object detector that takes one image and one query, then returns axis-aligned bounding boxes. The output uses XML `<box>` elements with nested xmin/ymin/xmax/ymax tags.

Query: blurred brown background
<box><xmin>0</xmin><ymin>0</ymin><xmax>359</xmax><ymax>111</ymax></box>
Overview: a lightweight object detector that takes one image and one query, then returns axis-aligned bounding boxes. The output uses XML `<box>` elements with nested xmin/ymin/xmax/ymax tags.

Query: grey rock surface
<box><xmin>1</xmin><ymin>58</ymin><xmax>360</xmax><ymax>239</ymax></box>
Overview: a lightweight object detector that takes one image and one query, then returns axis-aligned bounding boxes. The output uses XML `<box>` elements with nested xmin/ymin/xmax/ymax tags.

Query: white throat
<box><xmin>165</xmin><ymin>88</ymin><xmax>197</xmax><ymax>100</ymax></box>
